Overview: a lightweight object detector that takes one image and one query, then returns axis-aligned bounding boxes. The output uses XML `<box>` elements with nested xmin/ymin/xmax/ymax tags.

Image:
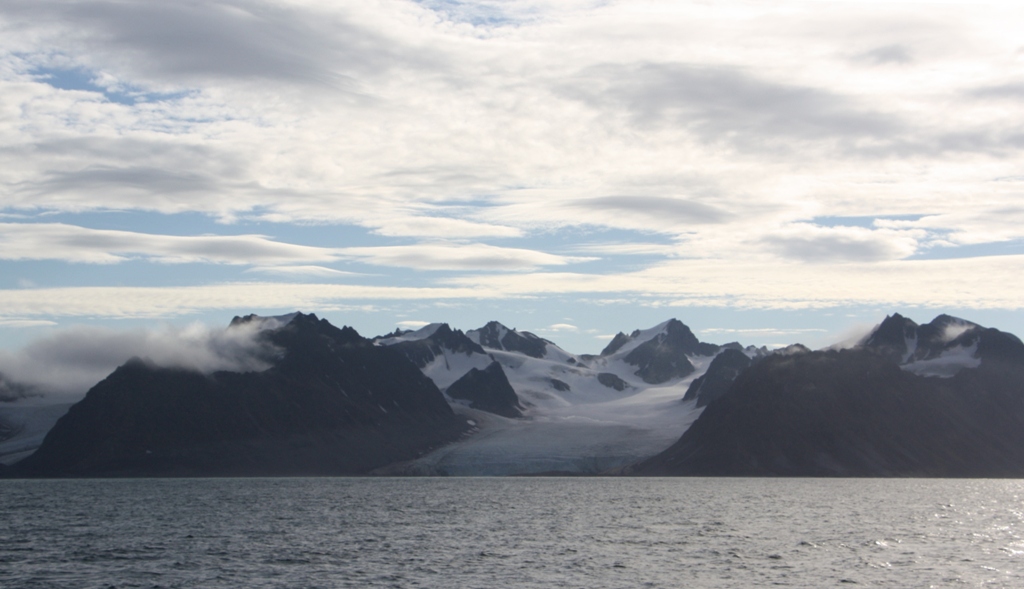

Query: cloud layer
<box><xmin>1</xmin><ymin>0</ymin><xmax>1023</xmax><ymax>342</ymax></box>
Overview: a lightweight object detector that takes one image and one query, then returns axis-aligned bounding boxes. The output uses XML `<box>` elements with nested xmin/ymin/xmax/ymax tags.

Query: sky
<box><xmin>2</xmin><ymin>0</ymin><xmax>1024</xmax><ymax>380</ymax></box>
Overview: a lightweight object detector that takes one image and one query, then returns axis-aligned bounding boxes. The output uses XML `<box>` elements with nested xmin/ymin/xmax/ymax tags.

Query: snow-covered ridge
<box><xmin>375</xmin><ymin>323</ymin><xmax>444</xmax><ymax>345</ymax></box>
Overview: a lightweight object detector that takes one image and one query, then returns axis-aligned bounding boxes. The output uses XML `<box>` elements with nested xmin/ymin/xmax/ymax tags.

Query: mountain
<box><xmin>13</xmin><ymin>313</ymin><xmax>470</xmax><ymax>477</ymax></box>
<box><xmin>862</xmin><ymin>313</ymin><xmax>1024</xmax><ymax>377</ymax></box>
<box><xmin>26</xmin><ymin>309</ymin><xmax>1024</xmax><ymax>479</ymax></box>
<box><xmin>631</xmin><ymin>315</ymin><xmax>1024</xmax><ymax>477</ymax></box>
<box><xmin>599</xmin><ymin>319</ymin><xmax>721</xmax><ymax>384</ymax></box>
<box><xmin>466</xmin><ymin>321</ymin><xmax>552</xmax><ymax>358</ymax></box>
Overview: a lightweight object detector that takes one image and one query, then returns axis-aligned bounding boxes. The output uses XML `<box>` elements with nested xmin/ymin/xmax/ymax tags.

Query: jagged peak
<box><xmin>600</xmin><ymin>332</ymin><xmax>631</xmax><ymax>356</ymax></box>
<box><xmin>862</xmin><ymin>313</ymin><xmax>919</xmax><ymax>347</ymax></box>
<box><xmin>229</xmin><ymin>311</ymin><xmax>303</xmax><ymax>328</ymax></box>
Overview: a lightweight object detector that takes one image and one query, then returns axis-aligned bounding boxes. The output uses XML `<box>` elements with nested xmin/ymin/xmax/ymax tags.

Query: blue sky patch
<box><xmin>31</xmin><ymin>66</ymin><xmax>187</xmax><ymax>106</ymax></box>
<box><xmin>811</xmin><ymin>214</ymin><xmax>927</xmax><ymax>229</ymax></box>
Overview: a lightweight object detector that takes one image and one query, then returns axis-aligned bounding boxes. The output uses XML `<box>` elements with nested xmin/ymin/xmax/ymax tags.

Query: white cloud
<box><xmin>336</xmin><ymin>242</ymin><xmax>595</xmax><ymax>271</ymax></box>
<box><xmin>244</xmin><ymin>265</ymin><xmax>360</xmax><ymax>278</ymax></box>
<box><xmin>542</xmin><ymin>323</ymin><xmax>578</xmax><ymax>332</ymax></box>
<box><xmin>0</xmin><ymin>222</ymin><xmax>340</xmax><ymax>264</ymax></box>
<box><xmin>0</xmin><ymin>319</ymin><xmax>58</xmax><ymax>328</ymax></box>
<box><xmin>0</xmin><ymin>319</ymin><xmax>281</xmax><ymax>397</ymax></box>
<box><xmin>442</xmin><ymin>254</ymin><xmax>1024</xmax><ymax>310</ymax></box>
<box><xmin>0</xmin><ymin>223</ymin><xmax>581</xmax><ymax>270</ymax></box>
<box><xmin>702</xmin><ymin>327</ymin><xmax>827</xmax><ymax>336</ymax></box>
<box><xmin>761</xmin><ymin>223</ymin><xmax>921</xmax><ymax>262</ymax></box>
<box><xmin>569</xmin><ymin>242</ymin><xmax>679</xmax><ymax>256</ymax></box>
<box><xmin>395</xmin><ymin>320</ymin><xmax>431</xmax><ymax>329</ymax></box>
<box><xmin>367</xmin><ymin>216</ymin><xmax>523</xmax><ymax>239</ymax></box>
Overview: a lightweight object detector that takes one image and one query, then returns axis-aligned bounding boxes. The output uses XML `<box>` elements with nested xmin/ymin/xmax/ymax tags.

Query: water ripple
<box><xmin>1</xmin><ymin>478</ymin><xmax>1023</xmax><ymax>588</ymax></box>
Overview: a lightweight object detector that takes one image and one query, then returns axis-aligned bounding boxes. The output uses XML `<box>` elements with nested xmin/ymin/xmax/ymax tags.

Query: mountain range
<box><xmin>3</xmin><ymin>311</ymin><xmax>1024</xmax><ymax>477</ymax></box>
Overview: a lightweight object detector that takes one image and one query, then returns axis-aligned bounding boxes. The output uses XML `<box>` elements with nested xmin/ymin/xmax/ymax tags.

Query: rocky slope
<box><xmin>446</xmin><ymin>361</ymin><xmax>524</xmax><ymax>418</ymax></box>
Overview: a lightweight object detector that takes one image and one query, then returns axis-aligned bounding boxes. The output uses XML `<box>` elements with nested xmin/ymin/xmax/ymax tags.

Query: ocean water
<box><xmin>1</xmin><ymin>478</ymin><xmax>1022</xmax><ymax>588</ymax></box>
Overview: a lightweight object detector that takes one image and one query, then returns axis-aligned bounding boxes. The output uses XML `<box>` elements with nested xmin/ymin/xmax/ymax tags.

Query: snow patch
<box><xmin>902</xmin><ymin>342</ymin><xmax>980</xmax><ymax>377</ymax></box>
<box><xmin>422</xmin><ymin>350</ymin><xmax>494</xmax><ymax>391</ymax></box>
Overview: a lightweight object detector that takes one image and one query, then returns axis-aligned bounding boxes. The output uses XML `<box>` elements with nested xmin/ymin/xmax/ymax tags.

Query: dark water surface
<box><xmin>2</xmin><ymin>478</ymin><xmax>1022</xmax><ymax>588</ymax></box>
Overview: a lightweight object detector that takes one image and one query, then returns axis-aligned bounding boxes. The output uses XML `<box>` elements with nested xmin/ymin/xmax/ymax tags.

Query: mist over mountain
<box><xmin>0</xmin><ymin>319</ymin><xmax>285</xmax><ymax>400</ymax></box>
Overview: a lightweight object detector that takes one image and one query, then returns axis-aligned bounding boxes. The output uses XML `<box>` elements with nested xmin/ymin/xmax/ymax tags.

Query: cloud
<box><xmin>0</xmin><ymin>223</ymin><xmax>582</xmax><ymax>271</ymax></box>
<box><xmin>442</xmin><ymin>253</ymin><xmax>1024</xmax><ymax>311</ymax></box>
<box><xmin>968</xmin><ymin>83</ymin><xmax>1024</xmax><ymax>100</ymax></box>
<box><xmin>395</xmin><ymin>320</ymin><xmax>431</xmax><ymax>330</ymax></box>
<box><xmin>569</xmin><ymin>242</ymin><xmax>678</xmax><ymax>256</ymax></box>
<box><xmin>244</xmin><ymin>265</ymin><xmax>360</xmax><ymax>278</ymax></box>
<box><xmin>702</xmin><ymin>327</ymin><xmax>827</xmax><ymax>336</ymax></box>
<box><xmin>851</xmin><ymin>44</ymin><xmax>913</xmax><ymax>65</ymax></box>
<box><xmin>1</xmin><ymin>0</ymin><xmax>1024</xmax><ymax>325</ymax></box>
<box><xmin>0</xmin><ymin>0</ymin><xmax>429</xmax><ymax>89</ymax></box>
<box><xmin>0</xmin><ymin>319</ymin><xmax>58</xmax><ymax>328</ymax></box>
<box><xmin>1</xmin><ymin>252</ymin><xmax>1022</xmax><ymax>324</ymax></box>
<box><xmin>0</xmin><ymin>138</ymin><xmax>270</xmax><ymax>218</ymax></box>
<box><xmin>0</xmin><ymin>222</ymin><xmax>341</xmax><ymax>265</ymax></box>
<box><xmin>368</xmin><ymin>216</ymin><xmax>522</xmax><ymax>239</ymax></box>
<box><xmin>0</xmin><ymin>283</ymin><xmax>500</xmax><ymax>320</ymax></box>
<box><xmin>0</xmin><ymin>319</ymin><xmax>282</xmax><ymax>398</ymax></box>
<box><xmin>569</xmin><ymin>196</ymin><xmax>730</xmax><ymax>226</ymax></box>
<box><xmin>337</xmin><ymin>242</ymin><xmax>595</xmax><ymax>271</ymax></box>
<box><xmin>876</xmin><ymin>211</ymin><xmax>1024</xmax><ymax>247</ymax></box>
<box><xmin>761</xmin><ymin>223</ymin><xmax>920</xmax><ymax>263</ymax></box>
<box><xmin>561</xmin><ymin>62</ymin><xmax>901</xmax><ymax>150</ymax></box>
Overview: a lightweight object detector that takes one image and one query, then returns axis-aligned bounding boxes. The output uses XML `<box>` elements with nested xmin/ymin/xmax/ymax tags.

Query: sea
<box><xmin>1</xmin><ymin>477</ymin><xmax>1022</xmax><ymax>588</ymax></box>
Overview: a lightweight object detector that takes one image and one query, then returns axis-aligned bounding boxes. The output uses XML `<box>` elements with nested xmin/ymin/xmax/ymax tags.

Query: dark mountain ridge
<box><xmin>633</xmin><ymin>314</ymin><xmax>1024</xmax><ymax>477</ymax></box>
<box><xmin>13</xmin><ymin>313</ymin><xmax>470</xmax><ymax>477</ymax></box>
